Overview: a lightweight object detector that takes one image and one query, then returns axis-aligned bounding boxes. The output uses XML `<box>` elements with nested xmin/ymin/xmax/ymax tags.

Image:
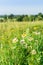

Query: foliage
<box><xmin>8</xmin><ymin>14</ymin><xmax>14</xmax><ymax>19</ymax></box>
<box><xmin>0</xmin><ymin>22</ymin><xmax>43</xmax><ymax>65</ymax></box>
<box><xmin>4</xmin><ymin>15</ymin><xmax>8</xmax><ymax>22</ymax></box>
<box><xmin>23</xmin><ymin>15</ymin><xmax>29</xmax><ymax>21</ymax></box>
<box><xmin>16</xmin><ymin>15</ymin><xmax>24</xmax><ymax>21</ymax></box>
<box><xmin>0</xmin><ymin>13</ymin><xmax>43</xmax><ymax>22</ymax></box>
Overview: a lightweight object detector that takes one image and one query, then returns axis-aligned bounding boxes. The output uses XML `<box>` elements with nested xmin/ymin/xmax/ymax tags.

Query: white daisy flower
<box><xmin>31</xmin><ymin>49</ymin><xmax>36</xmax><ymax>55</ymax></box>
<box><xmin>12</xmin><ymin>37</ymin><xmax>18</xmax><ymax>43</ymax></box>
<box><xmin>28</xmin><ymin>37</ymin><xmax>34</xmax><ymax>42</ymax></box>
<box><xmin>20</xmin><ymin>39</ymin><xmax>25</xmax><ymax>44</ymax></box>
<box><xmin>33</xmin><ymin>31</ymin><xmax>40</xmax><ymax>35</ymax></box>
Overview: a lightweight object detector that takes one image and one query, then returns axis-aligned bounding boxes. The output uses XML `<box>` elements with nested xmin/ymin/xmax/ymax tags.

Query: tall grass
<box><xmin>0</xmin><ymin>21</ymin><xmax>43</xmax><ymax>65</ymax></box>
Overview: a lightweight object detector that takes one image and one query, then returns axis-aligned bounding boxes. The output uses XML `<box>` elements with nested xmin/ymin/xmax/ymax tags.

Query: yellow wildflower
<box><xmin>22</xmin><ymin>33</ymin><xmax>26</xmax><ymax>38</ymax></box>
<box><xmin>34</xmin><ymin>27</ymin><xmax>37</xmax><ymax>30</ymax></box>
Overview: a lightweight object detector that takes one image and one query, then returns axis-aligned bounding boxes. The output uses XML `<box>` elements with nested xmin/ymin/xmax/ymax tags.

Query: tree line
<box><xmin>0</xmin><ymin>13</ymin><xmax>43</xmax><ymax>22</ymax></box>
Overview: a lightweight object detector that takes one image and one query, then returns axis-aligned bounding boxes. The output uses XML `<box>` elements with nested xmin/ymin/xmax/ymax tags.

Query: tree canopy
<box><xmin>0</xmin><ymin>13</ymin><xmax>43</xmax><ymax>22</ymax></box>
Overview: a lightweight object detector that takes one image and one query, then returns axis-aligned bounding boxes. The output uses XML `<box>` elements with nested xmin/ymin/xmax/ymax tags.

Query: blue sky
<box><xmin>0</xmin><ymin>0</ymin><xmax>43</xmax><ymax>15</ymax></box>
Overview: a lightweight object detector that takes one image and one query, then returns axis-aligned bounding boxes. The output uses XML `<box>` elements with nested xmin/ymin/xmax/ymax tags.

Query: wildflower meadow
<box><xmin>0</xmin><ymin>22</ymin><xmax>43</xmax><ymax>65</ymax></box>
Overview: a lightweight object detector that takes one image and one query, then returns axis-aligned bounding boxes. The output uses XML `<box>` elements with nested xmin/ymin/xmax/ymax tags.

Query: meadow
<box><xmin>0</xmin><ymin>21</ymin><xmax>43</xmax><ymax>65</ymax></box>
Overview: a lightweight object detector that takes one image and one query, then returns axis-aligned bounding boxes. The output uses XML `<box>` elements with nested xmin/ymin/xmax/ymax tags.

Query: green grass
<box><xmin>0</xmin><ymin>21</ymin><xmax>43</xmax><ymax>65</ymax></box>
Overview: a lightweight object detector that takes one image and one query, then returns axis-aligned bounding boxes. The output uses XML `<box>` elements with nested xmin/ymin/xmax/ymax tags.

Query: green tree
<box><xmin>16</xmin><ymin>15</ymin><xmax>24</xmax><ymax>21</ymax></box>
<box><xmin>23</xmin><ymin>15</ymin><xmax>29</xmax><ymax>21</ymax></box>
<box><xmin>8</xmin><ymin>14</ymin><xmax>14</xmax><ymax>21</ymax></box>
<box><xmin>4</xmin><ymin>15</ymin><xmax>8</xmax><ymax>22</ymax></box>
<box><xmin>37</xmin><ymin>13</ymin><xmax>43</xmax><ymax>21</ymax></box>
<box><xmin>29</xmin><ymin>15</ymin><xmax>35</xmax><ymax>21</ymax></box>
